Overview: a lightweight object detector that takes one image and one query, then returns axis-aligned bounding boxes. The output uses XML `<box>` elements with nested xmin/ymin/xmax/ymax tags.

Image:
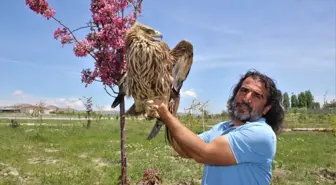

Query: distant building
<box><xmin>0</xmin><ymin>103</ymin><xmax>85</xmax><ymax>115</ymax></box>
<box><xmin>45</xmin><ymin>105</ymin><xmax>58</xmax><ymax>114</ymax></box>
<box><xmin>0</xmin><ymin>104</ymin><xmax>60</xmax><ymax>115</ymax></box>
<box><xmin>19</xmin><ymin>105</ymin><xmax>41</xmax><ymax>114</ymax></box>
<box><xmin>0</xmin><ymin>106</ymin><xmax>21</xmax><ymax>113</ymax></box>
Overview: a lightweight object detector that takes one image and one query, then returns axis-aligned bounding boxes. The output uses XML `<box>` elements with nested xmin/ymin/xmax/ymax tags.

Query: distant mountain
<box><xmin>15</xmin><ymin>104</ymin><xmax>32</xmax><ymax>108</ymax></box>
<box><xmin>57</xmin><ymin>107</ymin><xmax>78</xmax><ymax>112</ymax></box>
<box><xmin>46</xmin><ymin>105</ymin><xmax>59</xmax><ymax>110</ymax></box>
<box><xmin>7</xmin><ymin>103</ymin><xmax>61</xmax><ymax>111</ymax></box>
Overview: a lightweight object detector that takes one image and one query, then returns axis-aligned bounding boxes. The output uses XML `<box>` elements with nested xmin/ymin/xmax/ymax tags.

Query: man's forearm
<box><xmin>171</xmin><ymin>137</ymin><xmax>192</xmax><ymax>158</ymax></box>
<box><xmin>159</xmin><ymin>110</ymin><xmax>207</xmax><ymax>161</ymax></box>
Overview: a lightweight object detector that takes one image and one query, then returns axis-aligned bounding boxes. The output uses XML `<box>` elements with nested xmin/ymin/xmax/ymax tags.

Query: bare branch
<box><xmin>133</xmin><ymin>0</ymin><xmax>144</xmax><ymax>20</ymax></box>
<box><xmin>108</xmin><ymin>85</ymin><xmax>119</xmax><ymax>94</ymax></box>
<box><xmin>324</xmin><ymin>90</ymin><xmax>328</xmax><ymax>105</ymax></box>
<box><xmin>71</xmin><ymin>25</ymin><xmax>98</xmax><ymax>33</ymax></box>
<box><xmin>104</xmin><ymin>85</ymin><xmax>117</xmax><ymax>98</ymax></box>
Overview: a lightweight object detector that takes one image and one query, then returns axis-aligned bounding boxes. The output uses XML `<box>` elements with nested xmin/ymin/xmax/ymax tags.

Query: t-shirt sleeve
<box><xmin>198</xmin><ymin>122</ymin><xmax>224</xmax><ymax>143</ymax></box>
<box><xmin>226</xmin><ymin>124</ymin><xmax>276</xmax><ymax>164</ymax></box>
<box><xmin>198</xmin><ymin>130</ymin><xmax>211</xmax><ymax>143</ymax></box>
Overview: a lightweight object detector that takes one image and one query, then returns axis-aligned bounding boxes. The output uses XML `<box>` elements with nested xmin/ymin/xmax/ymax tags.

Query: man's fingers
<box><xmin>151</xmin><ymin>104</ymin><xmax>159</xmax><ymax>110</ymax></box>
<box><xmin>146</xmin><ymin>100</ymin><xmax>159</xmax><ymax>110</ymax></box>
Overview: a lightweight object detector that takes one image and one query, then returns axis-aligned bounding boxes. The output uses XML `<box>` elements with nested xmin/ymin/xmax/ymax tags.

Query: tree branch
<box><xmin>108</xmin><ymin>85</ymin><xmax>119</xmax><ymax>94</ymax></box>
<box><xmin>51</xmin><ymin>17</ymin><xmax>98</xmax><ymax>61</ymax></box>
<box><xmin>104</xmin><ymin>85</ymin><xmax>117</xmax><ymax>98</ymax></box>
<box><xmin>71</xmin><ymin>25</ymin><xmax>98</xmax><ymax>33</ymax></box>
<box><xmin>133</xmin><ymin>0</ymin><xmax>143</xmax><ymax>20</ymax></box>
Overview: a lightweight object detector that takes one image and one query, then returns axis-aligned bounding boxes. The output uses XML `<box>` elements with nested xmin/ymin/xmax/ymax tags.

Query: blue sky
<box><xmin>0</xmin><ymin>0</ymin><xmax>335</xmax><ymax>114</ymax></box>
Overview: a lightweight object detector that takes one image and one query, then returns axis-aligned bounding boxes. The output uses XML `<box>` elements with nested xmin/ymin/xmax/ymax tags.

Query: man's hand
<box><xmin>148</xmin><ymin>96</ymin><xmax>192</xmax><ymax>158</ymax></box>
<box><xmin>148</xmin><ymin>96</ymin><xmax>170</xmax><ymax>117</ymax></box>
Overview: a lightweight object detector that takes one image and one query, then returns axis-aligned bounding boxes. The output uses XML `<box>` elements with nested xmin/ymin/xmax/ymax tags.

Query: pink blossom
<box><xmin>43</xmin><ymin>8</ymin><xmax>55</xmax><ymax>19</ymax></box>
<box><xmin>25</xmin><ymin>0</ymin><xmax>55</xmax><ymax>19</ymax></box>
<box><xmin>81</xmin><ymin>69</ymin><xmax>94</xmax><ymax>87</ymax></box>
<box><xmin>60</xmin><ymin>34</ymin><xmax>73</xmax><ymax>44</ymax></box>
<box><xmin>73</xmin><ymin>40</ymin><xmax>94</xmax><ymax>57</ymax></box>
<box><xmin>27</xmin><ymin>1</ymin><xmax>144</xmax><ymax>184</ymax></box>
<box><xmin>54</xmin><ymin>28</ymin><xmax>73</xmax><ymax>45</ymax></box>
<box><xmin>53</xmin><ymin>28</ymin><xmax>67</xmax><ymax>39</ymax></box>
<box><xmin>26</xmin><ymin>0</ymin><xmax>143</xmax><ymax>87</ymax></box>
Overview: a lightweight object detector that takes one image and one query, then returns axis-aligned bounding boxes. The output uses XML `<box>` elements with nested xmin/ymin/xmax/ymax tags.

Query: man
<box><xmin>151</xmin><ymin>70</ymin><xmax>285</xmax><ymax>185</ymax></box>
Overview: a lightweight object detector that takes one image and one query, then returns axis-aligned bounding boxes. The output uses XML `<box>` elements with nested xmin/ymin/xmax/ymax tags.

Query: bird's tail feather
<box><xmin>147</xmin><ymin>119</ymin><xmax>164</xmax><ymax>140</ymax></box>
<box><xmin>111</xmin><ymin>94</ymin><xmax>122</xmax><ymax>108</ymax></box>
<box><xmin>147</xmin><ymin>119</ymin><xmax>174</xmax><ymax>146</ymax></box>
<box><xmin>165</xmin><ymin>125</ymin><xmax>173</xmax><ymax>146</ymax></box>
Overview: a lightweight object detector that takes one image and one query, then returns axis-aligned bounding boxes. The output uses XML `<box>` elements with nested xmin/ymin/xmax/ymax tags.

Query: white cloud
<box><xmin>44</xmin><ymin>98</ymin><xmax>85</xmax><ymax>110</ymax></box>
<box><xmin>13</xmin><ymin>90</ymin><xmax>23</xmax><ymax>96</ymax></box>
<box><xmin>181</xmin><ymin>89</ymin><xmax>197</xmax><ymax>98</ymax></box>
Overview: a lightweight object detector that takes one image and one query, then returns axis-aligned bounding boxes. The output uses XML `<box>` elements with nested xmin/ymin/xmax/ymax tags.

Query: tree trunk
<box><xmin>87</xmin><ymin>111</ymin><xmax>91</xmax><ymax>129</ymax></box>
<box><xmin>119</xmin><ymin>86</ymin><xmax>127</xmax><ymax>184</ymax></box>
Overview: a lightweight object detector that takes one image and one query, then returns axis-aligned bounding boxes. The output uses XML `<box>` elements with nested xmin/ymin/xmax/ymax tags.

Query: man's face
<box><xmin>231</xmin><ymin>77</ymin><xmax>272</xmax><ymax>122</ymax></box>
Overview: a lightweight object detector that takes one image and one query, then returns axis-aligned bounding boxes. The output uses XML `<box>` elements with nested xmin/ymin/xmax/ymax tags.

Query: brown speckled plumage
<box><xmin>124</xmin><ymin>23</ymin><xmax>173</xmax><ymax>103</ymax></box>
<box><xmin>116</xmin><ymin>22</ymin><xmax>193</xmax><ymax>144</ymax></box>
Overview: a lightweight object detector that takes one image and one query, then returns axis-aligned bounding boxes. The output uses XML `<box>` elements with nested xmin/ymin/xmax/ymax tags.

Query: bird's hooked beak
<box><xmin>154</xmin><ymin>31</ymin><xmax>163</xmax><ymax>40</ymax></box>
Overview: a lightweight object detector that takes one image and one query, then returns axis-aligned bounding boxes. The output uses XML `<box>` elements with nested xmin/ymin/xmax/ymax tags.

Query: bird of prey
<box><xmin>111</xmin><ymin>22</ymin><xmax>193</xmax><ymax>145</ymax></box>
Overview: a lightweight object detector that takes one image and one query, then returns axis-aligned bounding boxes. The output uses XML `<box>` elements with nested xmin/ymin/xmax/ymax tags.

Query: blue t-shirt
<box><xmin>198</xmin><ymin>117</ymin><xmax>276</xmax><ymax>185</ymax></box>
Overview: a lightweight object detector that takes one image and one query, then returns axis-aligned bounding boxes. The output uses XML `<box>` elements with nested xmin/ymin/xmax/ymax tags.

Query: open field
<box><xmin>1</xmin><ymin>118</ymin><xmax>335</xmax><ymax>185</ymax></box>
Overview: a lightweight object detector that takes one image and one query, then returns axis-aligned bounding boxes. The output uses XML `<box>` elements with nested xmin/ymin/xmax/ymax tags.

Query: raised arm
<box><xmin>158</xmin><ymin>106</ymin><xmax>237</xmax><ymax>165</ymax></box>
<box><xmin>170</xmin><ymin>137</ymin><xmax>191</xmax><ymax>158</ymax></box>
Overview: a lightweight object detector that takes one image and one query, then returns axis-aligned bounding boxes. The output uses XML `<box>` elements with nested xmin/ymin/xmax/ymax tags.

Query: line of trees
<box><xmin>282</xmin><ymin>90</ymin><xmax>335</xmax><ymax>112</ymax></box>
<box><xmin>282</xmin><ymin>90</ymin><xmax>319</xmax><ymax>110</ymax></box>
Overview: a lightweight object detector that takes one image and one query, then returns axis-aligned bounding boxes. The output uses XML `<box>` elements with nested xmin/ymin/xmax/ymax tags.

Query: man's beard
<box><xmin>230</xmin><ymin>100</ymin><xmax>263</xmax><ymax>122</ymax></box>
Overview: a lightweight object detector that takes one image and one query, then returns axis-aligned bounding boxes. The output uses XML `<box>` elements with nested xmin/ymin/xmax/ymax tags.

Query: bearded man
<box><xmin>150</xmin><ymin>70</ymin><xmax>285</xmax><ymax>185</ymax></box>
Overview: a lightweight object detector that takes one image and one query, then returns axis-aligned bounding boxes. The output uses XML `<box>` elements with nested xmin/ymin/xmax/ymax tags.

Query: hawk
<box><xmin>112</xmin><ymin>22</ymin><xmax>193</xmax><ymax>145</ymax></box>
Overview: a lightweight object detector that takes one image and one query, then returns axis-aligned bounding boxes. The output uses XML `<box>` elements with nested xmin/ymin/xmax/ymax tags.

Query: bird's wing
<box><xmin>147</xmin><ymin>40</ymin><xmax>193</xmax><ymax>145</ymax></box>
<box><xmin>170</xmin><ymin>40</ymin><xmax>193</xmax><ymax>94</ymax></box>
<box><xmin>147</xmin><ymin>41</ymin><xmax>192</xmax><ymax>143</ymax></box>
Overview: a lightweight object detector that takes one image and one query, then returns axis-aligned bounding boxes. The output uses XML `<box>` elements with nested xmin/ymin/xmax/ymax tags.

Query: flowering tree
<box><xmin>25</xmin><ymin>0</ymin><xmax>144</xmax><ymax>184</ymax></box>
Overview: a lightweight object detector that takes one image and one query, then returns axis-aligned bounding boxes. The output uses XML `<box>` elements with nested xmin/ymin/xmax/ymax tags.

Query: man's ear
<box><xmin>263</xmin><ymin>104</ymin><xmax>272</xmax><ymax>115</ymax></box>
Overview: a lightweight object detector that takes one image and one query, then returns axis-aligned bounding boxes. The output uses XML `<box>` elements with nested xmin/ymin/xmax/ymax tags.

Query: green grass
<box><xmin>283</xmin><ymin>114</ymin><xmax>333</xmax><ymax>129</ymax></box>
<box><xmin>272</xmin><ymin>132</ymin><xmax>336</xmax><ymax>185</ymax></box>
<box><xmin>0</xmin><ymin>118</ymin><xmax>335</xmax><ymax>185</ymax></box>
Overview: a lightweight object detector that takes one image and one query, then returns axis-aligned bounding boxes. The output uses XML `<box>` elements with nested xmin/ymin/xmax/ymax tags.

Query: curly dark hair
<box><xmin>227</xmin><ymin>69</ymin><xmax>285</xmax><ymax>134</ymax></box>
